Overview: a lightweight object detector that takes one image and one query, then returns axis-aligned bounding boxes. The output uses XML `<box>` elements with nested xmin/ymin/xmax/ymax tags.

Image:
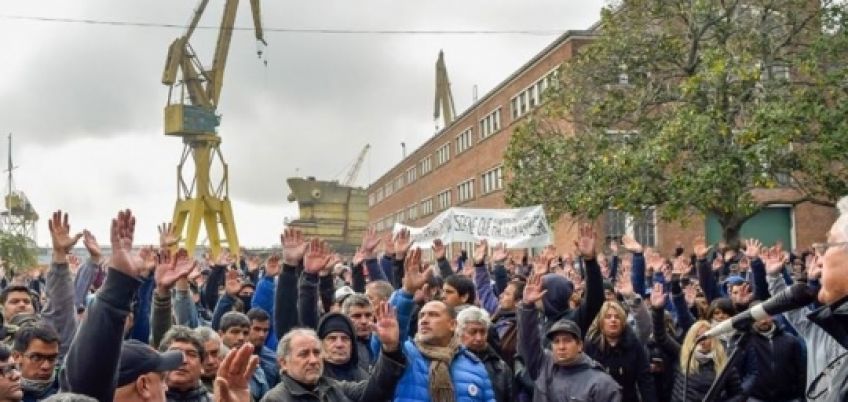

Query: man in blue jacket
<box><xmin>393</xmin><ymin>299</ymin><xmax>496</xmax><ymax>402</ymax></box>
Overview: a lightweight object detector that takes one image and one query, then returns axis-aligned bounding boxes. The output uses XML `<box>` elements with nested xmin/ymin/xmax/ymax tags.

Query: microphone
<box><xmin>697</xmin><ymin>283</ymin><xmax>816</xmax><ymax>341</ymax></box>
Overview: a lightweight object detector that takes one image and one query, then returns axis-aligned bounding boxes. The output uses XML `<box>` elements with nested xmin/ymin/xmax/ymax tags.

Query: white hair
<box><xmin>455</xmin><ymin>306</ymin><xmax>491</xmax><ymax>335</ymax></box>
<box><xmin>836</xmin><ymin>196</ymin><xmax>848</xmax><ymax>240</ymax></box>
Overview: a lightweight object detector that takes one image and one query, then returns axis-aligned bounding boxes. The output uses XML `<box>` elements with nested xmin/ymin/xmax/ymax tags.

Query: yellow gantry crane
<box><xmin>161</xmin><ymin>0</ymin><xmax>266</xmax><ymax>258</ymax></box>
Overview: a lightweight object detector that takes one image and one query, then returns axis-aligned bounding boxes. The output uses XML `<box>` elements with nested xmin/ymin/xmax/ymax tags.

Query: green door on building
<box><xmin>705</xmin><ymin>207</ymin><xmax>793</xmax><ymax>248</ymax></box>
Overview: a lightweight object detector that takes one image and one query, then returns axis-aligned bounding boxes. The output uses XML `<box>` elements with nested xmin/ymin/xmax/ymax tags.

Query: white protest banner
<box><xmin>392</xmin><ymin>205</ymin><xmax>553</xmax><ymax>248</ymax></box>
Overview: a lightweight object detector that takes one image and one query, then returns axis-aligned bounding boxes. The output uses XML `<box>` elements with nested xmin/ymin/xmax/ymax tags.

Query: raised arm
<box><xmin>649</xmin><ymin>283</ymin><xmax>681</xmax><ymax>357</ymax></box>
<box><xmin>517</xmin><ymin>273</ymin><xmax>548</xmax><ymax>381</ymax></box>
<box><xmin>474</xmin><ymin>241</ymin><xmax>501</xmax><ymax>315</ymax></box>
<box><xmin>43</xmin><ymin>211</ymin><xmax>83</xmax><ymax>358</ymax></box>
<box><xmin>573</xmin><ymin>224</ymin><xmax>604</xmax><ymax>335</ymax></box>
<box><xmin>64</xmin><ymin>209</ymin><xmax>150</xmax><ymax>401</ymax></box>
<box><xmin>299</xmin><ymin>238</ymin><xmax>332</xmax><ymax>330</ymax></box>
<box><xmin>275</xmin><ymin>228</ymin><xmax>307</xmax><ymax>339</ymax></box>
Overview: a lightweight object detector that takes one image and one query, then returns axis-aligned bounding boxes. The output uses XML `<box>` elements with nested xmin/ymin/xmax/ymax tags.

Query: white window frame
<box><xmin>406</xmin><ymin>167</ymin><xmax>417</xmax><ymax>184</ymax></box>
<box><xmin>481</xmin><ymin>166</ymin><xmax>504</xmax><ymax>194</ymax></box>
<box><xmin>437</xmin><ymin>189</ymin><xmax>452</xmax><ymax>210</ymax></box>
<box><xmin>420</xmin><ymin>156</ymin><xmax>433</xmax><ymax>176</ymax></box>
<box><xmin>436</xmin><ymin>143</ymin><xmax>451</xmax><ymax>166</ymax></box>
<box><xmin>480</xmin><ymin>107</ymin><xmax>502</xmax><ymax>140</ymax></box>
<box><xmin>455</xmin><ymin>127</ymin><xmax>473</xmax><ymax>154</ymax></box>
<box><xmin>457</xmin><ymin>178</ymin><xmax>475</xmax><ymax>202</ymax></box>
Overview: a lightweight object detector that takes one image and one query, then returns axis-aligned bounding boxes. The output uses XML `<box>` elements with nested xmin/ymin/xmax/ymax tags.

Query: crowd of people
<box><xmin>0</xmin><ymin>198</ymin><xmax>846</xmax><ymax>401</ymax></box>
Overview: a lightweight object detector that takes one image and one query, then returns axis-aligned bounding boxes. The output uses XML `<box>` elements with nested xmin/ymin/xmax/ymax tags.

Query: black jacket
<box><xmin>739</xmin><ymin>324</ymin><xmax>805</xmax><ymax>401</ymax></box>
<box><xmin>166</xmin><ymin>385</ymin><xmax>213</xmax><ymax>402</ymax></box>
<box><xmin>61</xmin><ymin>269</ymin><xmax>143</xmax><ymax>401</ymax></box>
<box><xmin>473</xmin><ymin>346</ymin><xmax>513</xmax><ymax>402</ymax></box>
<box><xmin>260</xmin><ymin>349</ymin><xmax>406</xmax><ymax>402</ymax></box>
<box><xmin>583</xmin><ymin>326</ymin><xmax>657</xmax><ymax>402</ymax></box>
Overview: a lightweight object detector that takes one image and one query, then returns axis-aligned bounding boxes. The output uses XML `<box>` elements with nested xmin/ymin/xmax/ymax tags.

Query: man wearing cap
<box><xmin>518</xmin><ymin>273</ymin><xmax>621</xmax><ymax>402</ymax></box>
<box><xmin>114</xmin><ymin>340</ymin><xmax>184</xmax><ymax>402</ymax></box>
<box><xmin>316</xmin><ymin>313</ymin><xmax>367</xmax><ymax>381</ymax></box>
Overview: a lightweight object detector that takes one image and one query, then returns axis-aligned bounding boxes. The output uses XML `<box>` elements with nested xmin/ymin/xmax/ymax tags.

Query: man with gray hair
<box><xmin>457</xmin><ymin>307</ymin><xmax>512</xmax><ymax>402</ymax></box>
<box><xmin>261</xmin><ymin>302</ymin><xmax>406</xmax><ymax>401</ymax></box>
<box><xmin>807</xmin><ymin>196</ymin><xmax>848</xmax><ymax>401</ymax></box>
<box><xmin>158</xmin><ymin>326</ymin><xmax>210</xmax><ymax>402</ymax></box>
<box><xmin>194</xmin><ymin>327</ymin><xmax>226</xmax><ymax>394</ymax></box>
<box><xmin>342</xmin><ymin>293</ymin><xmax>376</xmax><ymax>372</ymax></box>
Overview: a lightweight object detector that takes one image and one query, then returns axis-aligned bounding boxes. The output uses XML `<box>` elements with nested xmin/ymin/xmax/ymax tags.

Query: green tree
<box><xmin>505</xmin><ymin>0</ymin><xmax>848</xmax><ymax>246</ymax></box>
<box><xmin>0</xmin><ymin>232</ymin><xmax>37</xmax><ymax>278</ymax></box>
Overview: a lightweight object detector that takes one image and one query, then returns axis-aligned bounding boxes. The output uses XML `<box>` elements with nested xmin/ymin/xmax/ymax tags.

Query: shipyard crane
<box><xmin>161</xmin><ymin>0</ymin><xmax>266</xmax><ymax>258</ymax></box>
<box><xmin>342</xmin><ymin>144</ymin><xmax>370</xmax><ymax>186</ymax></box>
<box><xmin>434</xmin><ymin>50</ymin><xmax>456</xmax><ymax>130</ymax></box>
<box><xmin>0</xmin><ymin>134</ymin><xmax>37</xmax><ymax>243</ymax></box>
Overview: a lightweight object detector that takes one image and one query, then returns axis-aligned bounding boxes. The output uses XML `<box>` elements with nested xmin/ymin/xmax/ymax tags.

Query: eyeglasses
<box><xmin>813</xmin><ymin>242</ymin><xmax>848</xmax><ymax>253</ymax></box>
<box><xmin>0</xmin><ymin>364</ymin><xmax>19</xmax><ymax>379</ymax></box>
<box><xmin>23</xmin><ymin>353</ymin><xmax>59</xmax><ymax>364</ymax></box>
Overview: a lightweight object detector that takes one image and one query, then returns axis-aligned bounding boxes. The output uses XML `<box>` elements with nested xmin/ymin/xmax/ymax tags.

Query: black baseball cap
<box><xmin>117</xmin><ymin>340</ymin><xmax>183</xmax><ymax>387</ymax></box>
<box><xmin>546</xmin><ymin>318</ymin><xmax>582</xmax><ymax>341</ymax></box>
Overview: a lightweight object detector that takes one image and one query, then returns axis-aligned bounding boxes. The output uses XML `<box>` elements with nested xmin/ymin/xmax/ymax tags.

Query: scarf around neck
<box><xmin>416</xmin><ymin>336</ymin><xmax>460</xmax><ymax>402</ymax></box>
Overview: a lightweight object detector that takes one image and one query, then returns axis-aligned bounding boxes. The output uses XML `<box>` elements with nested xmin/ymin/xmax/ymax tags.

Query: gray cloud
<box><xmin>0</xmin><ymin>0</ymin><xmax>606</xmax><ymax>244</ymax></box>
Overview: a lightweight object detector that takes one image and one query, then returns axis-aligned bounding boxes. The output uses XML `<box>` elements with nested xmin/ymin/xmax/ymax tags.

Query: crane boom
<box><xmin>434</xmin><ymin>50</ymin><xmax>456</xmax><ymax>129</ymax></box>
<box><xmin>343</xmin><ymin>144</ymin><xmax>370</xmax><ymax>186</ymax></box>
<box><xmin>160</xmin><ymin>0</ymin><xmax>267</xmax><ymax>259</ymax></box>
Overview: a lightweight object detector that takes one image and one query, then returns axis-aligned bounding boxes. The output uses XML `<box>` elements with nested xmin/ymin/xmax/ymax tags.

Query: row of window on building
<box><xmin>372</xmin><ymin>167</ymin><xmax>504</xmax><ymax>231</ymax></box>
<box><xmin>369</xmin><ymin>67</ymin><xmax>561</xmax><ymax>208</ymax></box>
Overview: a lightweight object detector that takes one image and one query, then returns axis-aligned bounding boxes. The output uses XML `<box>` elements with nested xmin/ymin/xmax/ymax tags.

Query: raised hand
<box><xmin>492</xmin><ymin>243</ymin><xmax>508</xmax><ymax>264</ymax></box>
<box><xmin>403</xmin><ymin>248</ymin><xmax>431</xmax><ymax>293</ymax></box>
<box><xmin>155</xmin><ymin>248</ymin><xmax>196</xmax><ymax>293</ymax></box>
<box><xmin>609</xmin><ymin>239</ymin><xmax>620</xmax><ymax>255</ymax></box>
<box><xmin>82</xmin><ymin>229</ymin><xmax>103</xmax><ymax>262</ymax></box>
<box><xmin>473</xmin><ymin>240</ymin><xmax>488</xmax><ymax>265</ymax></box>
<box><xmin>737</xmin><ymin>282</ymin><xmax>754</xmax><ymax>305</ymax></box>
<box><xmin>394</xmin><ymin>228</ymin><xmax>413</xmax><ymax>259</ymax></box>
<box><xmin>574</xmin><ymin>224</ymin><xmax>597</xmax><ymax>259</ymax></box>
<box><xmin>109</xmin><ymin>209</ymin><xmax>142</xmax><ymax>278</ymax></box>
<box><xmin>382</xmin><ymin>232</ymin><xmax>396</xmax><ymax>256</ymax></box>
<box><xmin>693</xmin><ymin>236</ymin><xmax>711</xmax><ymax>260</ymax></box>
<box><xmin>711</xmin><ymin>256</ymin><xmax>724</xmax><ymax>272</ymax></box>
<box><xmin>303</xmin><ymin>238</ymin><xmax>331</xmax><ymax>275</ymax></box>
<box><xmin>615</xmin><ymin>270</ymin><xmax>634</xmax><ymax>298</ymax></box>
<box><xmin>532</xmin><ymin>255</ymin><xmax>549</xmax><ymax>277</ymax></box>
<box><xmin>225</xmin><ymin>269</ymin><xmax>242</xmax><ymax>296</ymax></box>
<box><xmin>649</xmin><ymin>283</ymin><xmax>666</xmax><ymax>309</ymax></box>
<box><xmin>647</xmin><ymin>251</ymin><xmax>665</xmax><ymax>272</ymax></box>
<box><xmin>763</xmin><ymin>245</ymin><xmax>786</xmax><ymax>275</ymax></box>
<box><xmin>372</xmin><ymin>302</ymin><xmax>400</xmax><ymax>352</ymax></box>
<box><xmin>215</xmin><ymin>343</ymin><xmax>258</xmax><ymax>402</ymax></box>
<box><xmin>672</xmin><ymin>255</ymin><xmax>690</xmax><ymax>275</ymax></box>
<box><xmin>245</xmin><ymin>255</ymin><xmax>262</xmax><ymax>273</ymax></box>
<box><xmin>352</xmin><ymin>248</ymin><xmax>366</xmax><ymax>267</ymax></box>
<box><xmin>361</xmin><ymin>226</ymin><xmax>382</xmax><ymax>258</ymax></box>
<box><xmin>683</xmin><ymin>283</ymin><xmax>697</xmax><ymax>307</ymax></box>
<box><xmin>522</xmin><ymin>273</ymin><xmax>547</xmax><ymax>305</ymax></box>
<box><xmin>431</xmin><ymin>239</ymin><xmax>446</xmax><ymax>260</ymax></box>
<box><xmin>281</xmin><ymin>228</ymin><xmax>308</xmax><ymax>266</ymax></box>
<box><xmin>806</xmin><ymin>254</ymin><xmax>822</xmax><ymax>279</ymax></box>
<box><xmin>139</xmin><ymin>246</ymin><xmax>157</xmax><ymax>274</ymax></box>
<box><xmin>621</xmin><ymin>234</ymin><xmax>643</xmax><ymax>254</ymax></box>
<box><xmin>158</xmin><ymin>222</ymin><xmax>180</xmax><ymax>249</ymax></box>
<box><xmin>265</xmin><ymin>254</ymin><xmax>282</xmax><ymax>277</ymax></box>
<box><xmin>216</xmin><ymin>251</ymin><xmax>235</xmax><ymax>267</ymax></box>
<box><xmin>48</xmin><ymin>210</ymin><xmax>83</xmax><ymax>263</ymax></box>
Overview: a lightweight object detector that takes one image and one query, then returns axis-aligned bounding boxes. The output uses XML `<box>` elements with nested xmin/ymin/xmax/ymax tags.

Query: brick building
<box><xmin>366</xmin><ymin>29</ymin><xmax>836</xmax><ymax>257</ymax></box>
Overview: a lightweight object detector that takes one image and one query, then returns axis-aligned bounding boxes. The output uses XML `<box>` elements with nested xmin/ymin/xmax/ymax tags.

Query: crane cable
<box><xmin>0</xmin><ymin>14</ymin><xmax>565</xmax><ymax>36</ymax></box>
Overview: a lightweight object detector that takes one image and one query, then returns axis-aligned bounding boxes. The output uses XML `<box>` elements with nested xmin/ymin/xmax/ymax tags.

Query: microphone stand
<box><xmin>703</xmin><ymin>328</ymin><xmax>752</xmax><ymax>402</ymax></box>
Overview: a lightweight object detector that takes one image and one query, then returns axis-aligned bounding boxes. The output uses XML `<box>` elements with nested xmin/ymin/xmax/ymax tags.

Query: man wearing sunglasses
<box><xmin>0</xmin><ymin>344</ymin><xmax>22</xmax><ymax>402</ymax></box>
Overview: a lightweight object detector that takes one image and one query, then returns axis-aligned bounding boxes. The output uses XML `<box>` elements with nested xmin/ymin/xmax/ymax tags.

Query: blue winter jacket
<box><xmin>393</xmin><ymin>339</ymin><xmax>496</xmax><ymax>402</ymax></box>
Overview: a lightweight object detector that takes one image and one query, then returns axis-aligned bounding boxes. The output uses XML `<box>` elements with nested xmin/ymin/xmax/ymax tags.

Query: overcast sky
<box><xmin>0</xmin><ymin>1</ymin><xmax>607</xmax><ymax>248</ymax></box>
